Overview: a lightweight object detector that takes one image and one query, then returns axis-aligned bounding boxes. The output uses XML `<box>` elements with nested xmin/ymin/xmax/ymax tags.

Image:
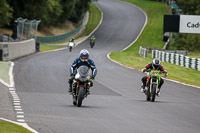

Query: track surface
<box><xmin>14</xmin><ymin>0</ymin><xmax>200</xmax><ymax>133</ymax></box>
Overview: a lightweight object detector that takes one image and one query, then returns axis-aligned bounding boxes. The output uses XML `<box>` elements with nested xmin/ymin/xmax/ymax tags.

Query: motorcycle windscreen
<box><xmin>77</xmin><ymin>66</ymin><xmax>89</xmax><ymax>81</ymax></box>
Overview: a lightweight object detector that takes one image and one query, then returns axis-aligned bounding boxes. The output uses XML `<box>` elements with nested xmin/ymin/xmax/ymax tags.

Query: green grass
<box><xmin>40</xmin><ymin>3</ymin><xmax>102</xmax><ymax>52</ymax></box>
<box><xmin>80</xmin><ymin>3</ymin><xmax>102</xmax><ymax>37</ymax></box>
<box><xmin>188</xmin><ymin>52</ymin><xmax>200</xmax><ymax>58</ymax></box>
<box><xmin>40</xmin><ymin>45</ymin><xmax>64</xmax><ymax>52</ymax></box>
<box><xmin>0</xmin><ymin>62</ymin><xmax>10</xmax><ymax>85</ymax></box>
<box><xmin>0</xmin><ymin>121</ymin><xmax>32</xmax><ymax>133</ymax></box>
<box><xmin>110</xmin><ymin>0</ymin><xmax>200</xmax><ymax>87</ymax></box>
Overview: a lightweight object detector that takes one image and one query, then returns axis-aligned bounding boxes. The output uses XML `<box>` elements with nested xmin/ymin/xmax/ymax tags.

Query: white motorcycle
<box><xmin>68</xmin><ymin>42</ymin><xmax>74</xmax><ymax>52</ymax></box>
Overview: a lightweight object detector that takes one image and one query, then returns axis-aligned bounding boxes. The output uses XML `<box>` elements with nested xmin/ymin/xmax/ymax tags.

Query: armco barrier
<box><xmin>0</xmin><ymin>39</ymin><xmax>35</xmax><ymax>61</ymax></box>
<box><xmin>152</xmin><ymin>50</ymin><xmax>200</xmax><ymax>71</ymax></box>
<box><xmin>37</xmin><ymin>13</ymin><xmax>87</xmax><ymax>44</ymax></box>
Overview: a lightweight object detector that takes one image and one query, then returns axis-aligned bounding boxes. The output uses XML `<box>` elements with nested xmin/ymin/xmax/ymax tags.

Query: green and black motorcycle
<box><xmin>144</xmin><ymin>70</ymin><xmax>167</xmax><ymax>102</ymax></box>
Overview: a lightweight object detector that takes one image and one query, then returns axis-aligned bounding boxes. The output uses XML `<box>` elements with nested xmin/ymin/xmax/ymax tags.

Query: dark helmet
<box><xmin>152</xmin><ymin>59</ymin><xmax>160</xmax><ymax>68</ymax></box>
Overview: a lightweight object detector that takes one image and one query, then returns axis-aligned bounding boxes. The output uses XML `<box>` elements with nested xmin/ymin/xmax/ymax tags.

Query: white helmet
<box><xmin>80</xmin><ymin>49</ymin><xmax>89</xmax><ymax>62</ymax></box>
<box><xmin>152</xmin><ymin>58</ymin><xmax>160</xmax><ymax>68</ymax></box>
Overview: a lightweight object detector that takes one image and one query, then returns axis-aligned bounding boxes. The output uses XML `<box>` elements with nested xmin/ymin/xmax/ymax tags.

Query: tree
<box><xmin>69</xmin><ymin>0</ymin><xmax>91</xmax><ymax>22</ymax></box>
<box><xmin>5</xmin><ymin>0</ymin><xmax>91</xmax><ymax>28</ymax></box>
<box><xmin>177</xmin><ymin>0</ymin><xmax>200</xmax><ymax>15</ymax></box>
<box><xmin>8</xmin><ymin>0</ymin><xmax>63</xmax><ymax>27</ymax></box>
<box><xmin>0</xmin><ymin>0</ymin><xmax>13</xmax><ymax>27</ymax></box>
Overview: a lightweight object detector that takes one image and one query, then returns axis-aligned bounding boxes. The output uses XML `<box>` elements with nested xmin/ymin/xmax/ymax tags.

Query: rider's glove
<box><xmin>142</xmin><ymin>68</ymin><xmax>146</xmax><ymax>73</ymax></box>
<box><xmin>163</xmin><ymin>70</ymin><xmax>167</xmax><ymax>77</ymax></box>
<box><xmin>90</xmin><ymin>75</ymin><xmax>95</xmax><ymax>80</ymax></box>
<box><xmin>70</xmin><ymin>73</ymin><xmax>75</xmax><ymax>78</ymax></box>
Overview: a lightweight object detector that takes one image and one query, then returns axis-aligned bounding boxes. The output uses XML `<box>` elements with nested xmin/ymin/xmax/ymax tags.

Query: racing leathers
<box><xmin>141</xmin><ymin>63</ymin><xmax>167</xmax><ymax>91</ymax></box>
<box><xmin>68</xmin><ymin>57</ymin><xmax>97</xmax><ymax>94</ymax></box>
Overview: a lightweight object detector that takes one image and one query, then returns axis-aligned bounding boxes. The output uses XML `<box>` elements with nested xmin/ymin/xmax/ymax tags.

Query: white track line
<box><xmin>107</xmin><ymin>1</ymin><xmax>200</xmax><ymax>89</ymax></box>
<box><xmin>0</xmin><ymin>61</ymin><xmax>39</xmax><ymax>132</ymax></box>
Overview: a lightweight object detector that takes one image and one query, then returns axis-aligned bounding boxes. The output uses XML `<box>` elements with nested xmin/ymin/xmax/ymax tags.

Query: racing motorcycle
<box><xmin>72</xmin><ymin>66</ymin><xmax>92</xmax><ymax>107</ymax></box>
<box><xmin>90</xmin><ymin>40</ymin><xmax>95</xmax><ymax>48</ymax></box>
<box><xmin>69</xmin><ymin>42</ymin><xmax>74</xmax><ymax>52</ymax></box>
<box><xmin>144</xmin><ymin>70</ymin><xmax>167</xmax><ymax>102</ymax></box>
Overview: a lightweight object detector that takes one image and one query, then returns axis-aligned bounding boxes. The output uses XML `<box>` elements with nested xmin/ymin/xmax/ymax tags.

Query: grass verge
<box><xmin>80</xmin><ymin>3</ymin><xmax>102</xmax><ymax>37</ymax></box>
<box><xmin>110</xmin><ymin>0</ymin><xmax>200</xmax><ymax>87</ymax></box>
<box><xmin>40</xmin><ymin>45</ymin><xmax>64</xmax><ymax>52</ymax></box>
<box><xmin>0</xmin><ymin>62</ymin><xmax>10</xmax><ymax>85</ymax></box>
<box><xmin>0</xmin><ymin>121</ymin><xmax>32</xmax><ymax>133</ymax></box>
<box><xmin>40</xmin><ymin>3</ymin><xmax>102</xmax><ymax>52</ymax></box>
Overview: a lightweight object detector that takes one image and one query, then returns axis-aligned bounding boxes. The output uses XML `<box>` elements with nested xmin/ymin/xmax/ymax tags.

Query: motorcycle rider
<box><xmin>71</xmin><ymin>37</ymin><xmax>75</xmax><ymax>42</ymax></box>
<box><xmin>68</xmin><ymin>49</ymin><xmax>97</xmax><ymax>94</ymax></box>
<box><xmin>141</xmin><ymin>59</ymin><xmax>167</xmax><ymax>96</ymax></box>
<box><xmin>90</xmin><ymin>35</ymin><xmax>95</xmax><ymax>43</ymax></box>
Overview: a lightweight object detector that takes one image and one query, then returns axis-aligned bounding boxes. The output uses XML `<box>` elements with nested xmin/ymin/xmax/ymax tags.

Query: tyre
<box><xmin>69</xmin><ymin>47</ymin><xmax>72</xmax><ymax>52</ymax></box>
<box><xmin>73</xmin><ymin>101</ymin><xmax>76</xmax><ymax>105</ymax></box>
<box><xmin>151</xmin><ymin>84</ymin><xmax>157</xmax><ymax>102</ymax></box>
<box><xmin>77</xmin><ymin>87</ymin><xmax>85</xmax><ymax>107</ymax></box>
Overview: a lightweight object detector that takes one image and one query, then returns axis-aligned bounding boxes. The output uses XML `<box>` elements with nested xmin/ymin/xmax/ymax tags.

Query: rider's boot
<box><xmin>68</xmin><ymin>84</ymin><xmax>72</xmax><ymax>94</ymax></box>
<box><xmin>157</xmin><ymin>86</ymin><xmax>161</xmax><ymax>97</ymax></box>
<box><xmin>86</xmin><ymin>81</ymin><xmax>93</xmax><ymax>95</ymax></box>
<box><xmin>141</xmin><ymin>83</ymin><xmax>146</xmax><ymax>93</ymax></box>
<box><xmin>68</xmin><ymin>78</ymin><xmax>73</xmax><ymax>94</ymax></box>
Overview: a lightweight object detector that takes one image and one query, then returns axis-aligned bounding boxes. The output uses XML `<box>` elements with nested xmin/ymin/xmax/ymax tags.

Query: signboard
<box><xmin>179</xmin><ymin>15</ymin><xmax>200</xmax><ymax>34</ymax></box>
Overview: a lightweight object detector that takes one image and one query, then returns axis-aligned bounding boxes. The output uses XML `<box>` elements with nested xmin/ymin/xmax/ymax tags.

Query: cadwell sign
<box><xmin>179</xmin><ymin>15</ymin><xmax>200</xmax><ymax>34</ymax></box>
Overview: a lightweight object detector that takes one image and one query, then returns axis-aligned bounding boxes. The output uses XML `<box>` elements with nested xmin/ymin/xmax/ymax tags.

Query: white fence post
<box><xmin>139</xmin><ymin>46</ymin><xmax>147</xmax><ymax>58</ymax></box>
<box><xmin>185</xmin><ymin>56</ymin><xmax>189</xmax><ymax>68</ymax></box>
<box><xmin>161</xmin><ymin>52</ymin><xmax>165</xmax><ymax>62</ymax></box>
<box><xmin>155</xmin><ymin>50</ymin><xmax>158</xmax><ymax>59</ymax></box>
<box><xmin>180</xmin><ymin>55</ymin><xmax>184</xmax><ymax>66</ymax></box>
<box><xmin>158</xmin><ymin>51</ymin><xmax>161</xmax><ymax>60</ymax></box>
<box><xmin>191</xmin><ymin>58</ymin><xmax>196</xmax><ymax>69</ymax></box>
<box><xmin>170</xmin><ymin>53</ymin><xmax>174</xmax><ymax>64</ymax></box>
<box><xmin>175</xmin><ymin>54</ymin><xmax>179</xmax><ymax>65</ymax></box>
<box><xmin>198</xmin><ymin>59</ymin><xmax>200</xmax><ymax>71</ymax></box>
<box><xmin>152</xmin><ymin>50</ymin><xmax>155</xmax><ymax>58</ymax></box>
<box><xmin>166</xmin><ymin>52</ymin><xmax>169</xmax><ymax>62</ymax></box>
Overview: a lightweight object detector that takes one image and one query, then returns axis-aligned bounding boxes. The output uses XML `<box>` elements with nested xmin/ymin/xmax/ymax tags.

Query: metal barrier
<box><xmin>37</xmin><ymin>13</ymin><xmax>87</xmax><ymax>44</ymax></box>
<box><xmin>152</xmin><ymin>50</ymin><xmax>200</xmax><ymax>71</ymax></box>
<box><xmin>16</xmin><ymin>18</ymin><xmax>41</xmax><ymax>40</ymax></box>
<box><xmin>139</xmin><ymin>46</ymin><xmax>148</xmax><ymax>58</ymax></box>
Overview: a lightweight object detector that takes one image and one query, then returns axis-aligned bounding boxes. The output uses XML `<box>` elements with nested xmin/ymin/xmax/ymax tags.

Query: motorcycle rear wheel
<box><xmin>69</xmin><ymin>46</ymin><xmax>72</xmax><ymax>52</ymax></box>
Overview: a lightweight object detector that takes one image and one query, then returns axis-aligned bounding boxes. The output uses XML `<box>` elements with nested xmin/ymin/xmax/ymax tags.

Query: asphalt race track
<box><xmin>13</xmin><ymin>0</ymin><xmax>200</xmax><ymax>132</ymax></box>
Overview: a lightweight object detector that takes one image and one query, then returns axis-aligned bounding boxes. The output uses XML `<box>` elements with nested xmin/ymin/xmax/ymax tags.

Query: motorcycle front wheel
<box><xmin>77</xmin><ymin>86</ymin><xmax>85</xmax><ymax>107</ymax></box>
<box><xmin>151</xmin><ymin>84</ymin><xmax>157</xmax><ymax>102</ymax></box>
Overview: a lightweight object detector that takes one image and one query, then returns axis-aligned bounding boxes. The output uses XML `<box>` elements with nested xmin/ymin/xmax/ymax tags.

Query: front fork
<box><xmin>149</xmin><ymin>78</ymin><xmax>158</xmax><ymax>92</ymax></box>
<box><xmin>73</xmin><ymin>81</ymin><xmax>88</xmax><ymax>96</ymax></box>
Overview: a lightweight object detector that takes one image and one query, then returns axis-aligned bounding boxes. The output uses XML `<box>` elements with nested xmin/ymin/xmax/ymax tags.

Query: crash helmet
<box><xmin>80</xmin><ymin>49</ymin><xmax>89</xmax><ymax>62</ymax></box>
<box><xmin>152</xmin><ymin>58</ymin><xmax>160</xmax><ymax>68</ymax></box>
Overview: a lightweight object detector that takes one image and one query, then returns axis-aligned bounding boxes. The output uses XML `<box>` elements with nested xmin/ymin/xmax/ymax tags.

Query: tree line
<box><xmin>0</xmin><ymin>0</ymin><xmax>91</xmax><ymax>28</ymax></box>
